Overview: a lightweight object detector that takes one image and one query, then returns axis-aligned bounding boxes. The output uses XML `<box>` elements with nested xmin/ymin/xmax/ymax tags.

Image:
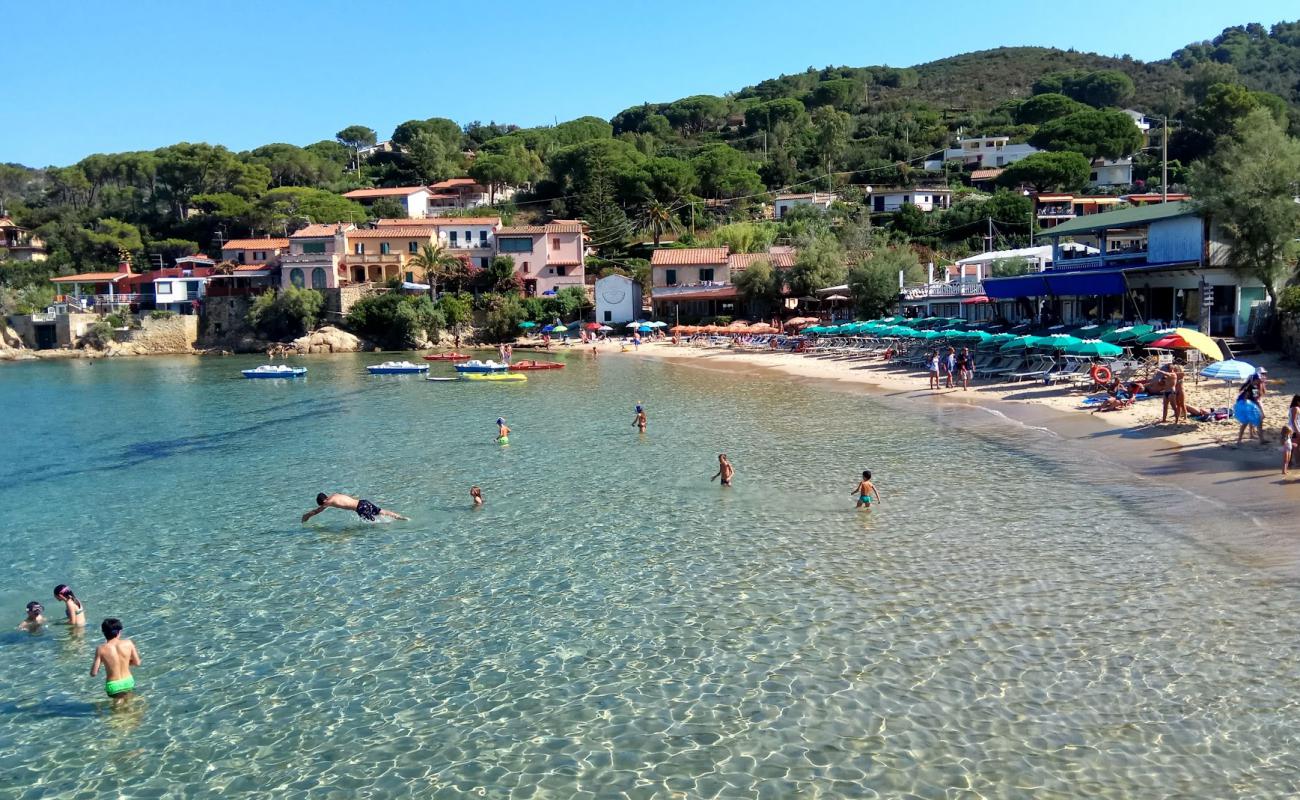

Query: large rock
<box><xmin>291</xmin><ymin>326</ymin><xmax>362</xmax><ymax>354</ymax></box>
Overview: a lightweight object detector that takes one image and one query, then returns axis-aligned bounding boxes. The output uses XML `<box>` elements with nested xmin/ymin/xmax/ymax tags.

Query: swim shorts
<box><xmin>356</xmin><ymin>499</ymin><xmax>380</xmax><ymax>521</ymax></box>
<box><xmin>497</xmin><ymin>436</ymin><xmax>509</xmax><ymax>445</ymax></box>
<box><xmin>859</xmin><ymin>495</ymin><xmax>872</xmax><ymax>505</ymax></box>
<box><xmin>105</xmin><ymin>676</ymin><xmax>135</xmax><ymax>697</ymax></box>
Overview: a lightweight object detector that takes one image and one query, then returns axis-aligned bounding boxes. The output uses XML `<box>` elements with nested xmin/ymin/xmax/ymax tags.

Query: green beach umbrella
<box><xmin>989</xmin><ymin>332</ymin><xmax>1019</xmax><ymax>343</ymax></box>
<box><xmin>962</xmin><ymin>330</ymin><xmax>995</xmax><ymax>345</ymax></box>
<box><xmin>1101</xmin><ymin>324</ymin><xmax>1153</xmax><ymax>344</ymax></box>
<box><xmin>520</xmin><ymin>321</ymin><xmax>537</xmax><ymax>328</ymax></box>
<box><xmin>1066</xmin><ymin>340</ymin><xmax>1124</xmax><ymax>357</ymax></box>
<box><xmin>1043</xmin><ymin>335</ymin><xmax>1085</xmax><ymax>351</ymax></box>
<box><xmin>551</xmin><ymin>323</ymin><xmax>568</xmax><ymax>332</ymax></box>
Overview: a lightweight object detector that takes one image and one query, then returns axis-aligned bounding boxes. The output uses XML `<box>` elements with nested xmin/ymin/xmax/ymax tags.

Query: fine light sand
<box><xmin>575</xmin><ymin>337</ymin><xmax>1300</xmax><ymax>571</ymax></box>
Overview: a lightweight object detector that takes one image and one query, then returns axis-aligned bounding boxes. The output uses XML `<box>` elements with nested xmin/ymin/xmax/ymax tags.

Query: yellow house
<box><xmin>343</xmin><ymin>226</ymin><xmax>439</xmax><ymax>284</ymax></box>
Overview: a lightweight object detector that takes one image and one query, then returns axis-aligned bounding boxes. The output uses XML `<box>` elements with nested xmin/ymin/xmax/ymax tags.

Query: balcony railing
<box><xmin>281</xmin><ymin>253</ymin><xmax>333</xmax><ymax>264</ymax></box>
<box><xmin>1049</xmin><ymin>250</ymin><xmax>1149</xmax><ymax>272</ymax></box>
<box><xmin>901</xmin><ymin>282</ymin><xmax>985</xmax><ymax>300</ymax></box>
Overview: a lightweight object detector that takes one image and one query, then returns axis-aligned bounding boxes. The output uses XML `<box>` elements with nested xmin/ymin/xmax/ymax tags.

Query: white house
<box><xmin>773</xmin><ymin>192</ymin><xmax>836</xmax><ymax>218</ymax></box>
<box><xmin>1089</xmin><ymin>157</ymin><xmax>1134</xmax><ymax>188</ymax></box>
<box><xmin>152</xmin><ymin>274</ymin><xmax>210</xmax><ymax>313</ymax></box>
<box><xmin>342</xmin><ymin>186</ymin><xmax>433</xmax><ymax>218</ymax></box>
<box><xmin>375</xmin><ymin>216</ymin><xmax>502</xmax><ymax>268</ymax></box>
<box><xmin>595</xmin><ymin>273</ymin><xmax>641</xmax><ymax>324</ymax></box>
<box><xmin>867</xmin><ymin>188</ymin><xmax>953</xmax><ymax>213</ymax></box>
<box><xmin>427</xmin><ymin>178</ymin><xmax>515</xmax><ymax>214</ymax></box>
<box><xmin>925</xmin><ymin>136</ymin><xmax>1040</xmax><ymax>171</ymax></box>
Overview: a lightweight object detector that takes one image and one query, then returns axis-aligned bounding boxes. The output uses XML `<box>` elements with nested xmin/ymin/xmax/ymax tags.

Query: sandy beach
<box><xmin>600</xmin><ymin>337</ymin><xmax>1300</xmax><ymax>571</ymax></box>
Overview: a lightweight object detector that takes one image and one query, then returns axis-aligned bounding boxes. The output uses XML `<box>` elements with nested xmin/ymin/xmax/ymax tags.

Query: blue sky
<box><xmin>2</xmin><ymin>0</ymin><xmax>1296</xmax><ymax>167</ymax></box>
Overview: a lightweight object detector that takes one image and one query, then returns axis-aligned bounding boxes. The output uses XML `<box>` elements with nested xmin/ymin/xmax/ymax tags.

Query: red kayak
<box><xmin>423</xmin><ymin>352</ymin><xmax>471</xmax><ymax>361</ymax></box>
<box><xmin>508</xmin><ymin>360</ymin><xmax>564</xmax><ymax>371</ymax></box>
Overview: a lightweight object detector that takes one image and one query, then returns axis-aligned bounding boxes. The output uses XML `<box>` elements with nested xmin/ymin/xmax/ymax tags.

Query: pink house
<box><xmin>280</xmin><ymin>223</ymin><xmax>354</xmax><ymax>289</ymax></box>
<box><xmin>494</xmin><ymin>220</ymin><xmax>586</xmax><ymax>296</ymax></box>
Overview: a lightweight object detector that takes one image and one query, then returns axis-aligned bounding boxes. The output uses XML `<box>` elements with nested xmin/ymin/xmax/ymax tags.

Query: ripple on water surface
<box><xmin>1</xmin><ymin>353</ymin><xmax>1299</xmax><ymax>798</ymax></box>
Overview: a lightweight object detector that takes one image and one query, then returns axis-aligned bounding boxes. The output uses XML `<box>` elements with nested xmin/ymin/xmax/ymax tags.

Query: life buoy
<box><xmin>1090</xmin><ymin>364</ymin><xmax>1113</xmax><ymax>385</ymax></box>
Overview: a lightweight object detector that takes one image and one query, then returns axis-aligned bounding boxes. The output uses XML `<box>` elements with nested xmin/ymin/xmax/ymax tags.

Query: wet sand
<box><xmin>614</xmin><ymin>340</ymin><xmax>1300</xmax><ymax>575</ymax></box>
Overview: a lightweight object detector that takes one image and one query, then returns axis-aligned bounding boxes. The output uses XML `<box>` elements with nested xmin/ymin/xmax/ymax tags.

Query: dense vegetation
<box><xmin>2</xmin><ymin>20</ymin><xmax>1299</xmax><ymax>321</ymax></box>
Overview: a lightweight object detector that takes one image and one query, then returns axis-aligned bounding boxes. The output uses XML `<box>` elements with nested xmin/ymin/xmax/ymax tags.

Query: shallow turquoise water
<box><xmin>1</xmin><ymin>352</ymin><xmax>1299</xmax><ymax>799</ymax></box>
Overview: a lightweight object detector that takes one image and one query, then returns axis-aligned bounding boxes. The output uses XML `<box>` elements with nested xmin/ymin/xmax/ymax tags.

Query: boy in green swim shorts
<box><xmin>852</xmin><ymin>470</ymin><xmax>881</xmax><ymax>510</ymax></box>
<box><xmin>496</xmin><ymin>417</ymin><xmax>511</xmax><ymax>445</ymax></box>
<box><xmin>91</xmin><ymin>618</ymin><xmax>140</xmax><ymax>701</ymax></box>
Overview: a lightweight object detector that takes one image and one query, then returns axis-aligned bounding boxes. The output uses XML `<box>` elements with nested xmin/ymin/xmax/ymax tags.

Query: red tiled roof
<box><xmin>970</xmin><ymin>168</ymin><xmax>1004</xmax><ymax>181</ymax></box>
<box><xmin>343</xmin><ymin>187</ymin><xmax>431</xmax><ymax>199</ymax></box>
<box><xmin>51</xmin><ymin>272</ymin><xmax>135</xmax><ymax>283</ymax></box>
<box><xmin>222</xmin><ymin>238</ymin><xmax>290</xmax><ymax>250</ymax></box>
<box><xmin>291</xmin><ymin>224</ymin><xmax>351</xmax><ymax>238</ymax></box>
<box><xmin>729</xmin><ymin>250</ymin><xmax>796</xmax><ymax>272</ymax></box>
<box><xmin>547</xmin><ymin>260</ymin><xmax>584</xmax><ymax>267</ymax></box>
<box><xmin>233</xmin><ymin>264</ymin><xmax>272</xmax><ymax>273</ymax></box>
<box><xmin>651</xmin><ymin>247</ymin><xmax>728</xmax><ymax>266</ymax></box>
<box><xmin>347</xmin><ymin>227</ymin><xmax>437</xmax><ymax>238</ymax></box>
<box><xmin>498</xmin><ymin>222</ymin><xmax>584</xmax><ymax>235</ymax></box>
<box><xmin>651</xmin><ymin>285</ymin><xmax>738</xmax><ymax>301</ymax></box>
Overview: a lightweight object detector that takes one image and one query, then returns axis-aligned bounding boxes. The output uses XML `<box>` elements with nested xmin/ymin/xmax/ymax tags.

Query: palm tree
<box><xmin>407</xmin><ymin>242</ymin><xmax>462</xmax><ymax>301</ymax></box>
<box><xmin>642</xmin><ymin>199</ymin><xmax>677</xmax><ymax>247</ymax></box>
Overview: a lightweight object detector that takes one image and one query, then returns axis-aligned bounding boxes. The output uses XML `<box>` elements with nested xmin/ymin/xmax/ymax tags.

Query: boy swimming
<box><xmin>852</xmin><ymin>470</ymin><xmax>881</xmax><ymax>510</ymax></box>
<box><xmin>496</xmin><ymin>417</ymin><xmax>511</xmax><ymax>446</ymax></box>
<box><xmin>633</xmin><ymin>404</ymin><xmax>647</xmax><ymax>433</ymax></box>
<box><xmin>91</xmin><ymin>618</ymin><xmax>140</xmax><ymax>700</ymax></box>
<box><xmin>18</xmin><ymin>601</ymin><xmax>44</xmax><ymax>632</ymax></box>
<box><xmin>302</xmin><ymin>492</ymin><xmax>409</xmax><ymax>523</ymax></box>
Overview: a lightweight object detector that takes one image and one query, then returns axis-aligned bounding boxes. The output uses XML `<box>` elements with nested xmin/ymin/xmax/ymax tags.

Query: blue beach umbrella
<box><xmin>1201</xmin><ymin>359</ymin><xmax>1256</xmax><ymax>382</ymax></box>
<box><xmin>637</xmin><ymin>324</ymin><xmax>653</xmax><ymax>333</ymax></box>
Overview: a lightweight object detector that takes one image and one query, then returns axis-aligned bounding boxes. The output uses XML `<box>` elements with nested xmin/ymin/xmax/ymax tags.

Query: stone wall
<box><xmin>1281</xmin><ymin>312</ymin><xmax>1300</xmax><ymax>362</ymax></box>
<box><xmin>199</xmin><ymin>295</ymin><xmax>255</xmax><ymax>346</ymax></box>
<box><xmin>116</xmin><ymin>314</ymin><xmax>200</xmax><ymax>354</ymax></box>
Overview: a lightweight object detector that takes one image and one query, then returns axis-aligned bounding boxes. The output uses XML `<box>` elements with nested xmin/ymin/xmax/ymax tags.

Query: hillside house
<box><xmin>342</xmin><ymin>186</ymin><xmax>433</xmax><ymax>218</ymax></box>
<box><xmin>868</xmin><ymin>188</ymin><xmax>953</xmax><ymax>213</ymax></box>
<box><xmin>773</xmin><ymin>192</ymin><xmax>836</xmax><ymax>218</ymax></box>
<box><xmin>221</xmin><ymin>238</ymin><xmax>290</xmax><ymax>267</ymax></box>
<box><xmin>427</xmin><ymin>178</ymin><xmax>514</xmax><ymax>214</ymax></box>
<box><xmin>494</xmin><ymin>221</ymin><xmax>586</xmax><ymax>296</ymax></box>
<box><xmin>0</xmin><ymin>216</ymin><xmax>47</xmax><ymax>261</ymax></box>
<box><xmin>280</xmin><ymin>223</ymin><xmax>354</xmax><ymax>289</ymax></box>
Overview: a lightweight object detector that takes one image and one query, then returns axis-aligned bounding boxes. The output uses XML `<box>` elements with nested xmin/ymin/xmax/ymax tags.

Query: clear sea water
<box><xmin>1</xmin><ymin>352</ymin><xmax>1298</xmax><ymax>799</ymax></box>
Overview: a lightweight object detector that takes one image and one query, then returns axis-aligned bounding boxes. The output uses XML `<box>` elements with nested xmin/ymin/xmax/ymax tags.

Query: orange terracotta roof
<box><xmin>729</xmin><ymin>250</ymin><xmax>796</xmax><ymax>271</ymax></box>
<box><xmin>970</xmin><ymin>168</ymin><xmax>1004</xmax><ymax>180</ymax></box>
<box><xmin>343</xmin><ymin>186</ymin><xmax>431</xmax><ymax>199</ymax></box>
<box><xmin>291</xmin><ymin>224</ymin><xmax>351</xmax><ymax>238</ymax></box>
<box><xmin>233</xmin><ymin>264</ymin><xmax>272</xmax><ymax>273</ymax></box>
<box><xmin>497</xmin><ymin>226</ymin><xmax>545</xmax><ymax>235</ymax></box>
<box><xmin>347</xmin><ymin>227</ymin><xmax>437</xmax><ymax>238</ymax></box>
<box><xmin>51</xmin><ymin>272</ymin><xmax>135</xmax><ymax>283</ymax></box>
<box><xmin>547</xmin><ymin>259</ymin><xmax>584</xmax><ymax>267</ymax></box>
<box><xmin>651</xmin><ymin>247</ymin><xmax>729</xmax><ymax>266</ymax></box>
<box><xmin>429</xmin><ymin>178</ymin><xmax>481</xmax><ymax>189</ymax></box>
<box><xmin>222</xmin><ymin>238</ymin><xmax>290</xmax><ymax>250</ymax></box>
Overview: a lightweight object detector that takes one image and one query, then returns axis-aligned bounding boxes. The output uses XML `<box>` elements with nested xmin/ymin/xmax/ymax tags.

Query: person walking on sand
<box><xmin>928</xmin><ymin>351</ymin><xmax>941</xmax><ymax>390</ymax></box>
<box><xmin>302</xmin><ymin>492</ymin><xmax>408</xmax><ymax>523</ymax></box>
<box><xmin>711</xmin><ymin>454</ymin><xmax>734</xmax><ymax>487</ymax></box>
<box><xmin>633</xmin><ymin>404</ymin><xmax>647</xmax><ymax>433</ymax></box>
<box><xmin>53</xmin><ymin>584</ymin><xmax>85</xmax><ymax>627</ymax></box>
<box><xmin>1235</xmin><ymin>372</ymin><xmax>1266</xmax><ymax>446</ymax></box>
<box><xmin>957</xmin><ymin>347</ymin><xmax>973</xmax><ymax>391</ymax></box>
<box><xmin>496</xmin><ymin>417</ymin><xmax>511</xmax><ymax>446</ymax></box>
<box><xmin>944</xmin><ymin>347</ymin><xmax>957</xmax><ymax>389</ymax></box>
<box><xmin>852</xmin><ymin>470</ymin><xmax>881</xmax><ymax>510</ymax></box>
<box><xmin>91</xmin><ymin>618</ymin><xmax>140</xmax><ymax>701</ymax></box>
<box><xmin>470</xmin><ymin>486</ymin><xmax>484</xmax><ymax>507</ymax></box>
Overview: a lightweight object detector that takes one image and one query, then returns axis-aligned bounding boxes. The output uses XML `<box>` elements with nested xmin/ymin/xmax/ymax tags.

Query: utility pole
<box><xmin>986</xmin><ymin>216</ymin><xmax>993</xmax><ymax>253</ymax></box>
<box><xmin>1161</xmin><ymin>116</ymin><xmax>1169</xmax><ymax>204</ymax></box>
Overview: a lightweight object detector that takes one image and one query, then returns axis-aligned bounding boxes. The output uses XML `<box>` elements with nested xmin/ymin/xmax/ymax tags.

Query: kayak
<box><xmin>367</xmin><ymin>361</ymin><xmax>429</xmax><ymax>374</ymax></box>
<box><xmin>423</xmin><ymin>352</ymin><xmax>471</xmax><ymax>361</ymax></box>
<box><xmin>508</xmin><ymin>360</ymin><xmax>564</xmax><ymax>371</ymax></box>
<box><xmin>462</xmin><ymin>372</ymin><xmax>527</xmax><ymax>382</ymax></box>
<box><xmin>242</xmin><ymin>364</ymin><xmax>307</xmax><ymax>379</ymax></box>
<box><xmin>455</xmin><ymin>359</ymin><xmax>510</xmax><ymax>373</ymax></box>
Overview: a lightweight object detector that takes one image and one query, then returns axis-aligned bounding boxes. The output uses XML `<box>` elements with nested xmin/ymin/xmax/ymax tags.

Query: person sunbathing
<box><xmin>1092</xmin><ymin>383</ymin><xmax>1135</xmax><ymax>413</ymax></box>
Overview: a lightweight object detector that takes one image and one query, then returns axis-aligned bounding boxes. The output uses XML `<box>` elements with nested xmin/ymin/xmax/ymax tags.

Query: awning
<box><xmin>983</xmin><ymin>274</ymin><xmax>1049</xmax><ymax>299</ymax></box>
<box><xmin>1043</xmin><ymin>270</ymin><xmax>1127</xmax><ymax>296</ymax></box>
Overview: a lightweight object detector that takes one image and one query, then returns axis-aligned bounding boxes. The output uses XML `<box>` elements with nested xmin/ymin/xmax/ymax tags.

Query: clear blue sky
<box><xmin>3</xmin><ymin>0</ymin><xmax>1296</xmax><ymax>167</ymax></box>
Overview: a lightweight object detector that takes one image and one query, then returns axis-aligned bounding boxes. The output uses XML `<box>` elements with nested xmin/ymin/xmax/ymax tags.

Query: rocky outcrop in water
<box><xmin>290</xmin><ymin>326</ymin><xmax>363</xmax><ymax>354</ymax></box>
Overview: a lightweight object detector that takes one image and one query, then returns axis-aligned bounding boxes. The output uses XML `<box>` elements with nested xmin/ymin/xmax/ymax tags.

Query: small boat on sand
<box><xmin>461</xmin><ymin>372</ymin><xmax>527</xmax><ymax>382</ymax></box>
<box><xmin>508</xmin><ymin>360</ymin><xmax>564</xmax><ymax>371</ymax></box>
<box><xmin>367</xmin><ymin>361</ymin><xmax>429</xmax><ymax>375</ymax></box>
<box><xmin>242</xmin><ymin>364</ymin><xmax>307</xmax><ymax>379</ymax></box>
<box><xmin>455</xmin><ymin>360</ymin><xmax>509</xmax><ymax>373</ymax></box>
<box><xmin>423</xmin><ymin>352</ymin><xmax>471</xmax><ymax>361</ymax></box>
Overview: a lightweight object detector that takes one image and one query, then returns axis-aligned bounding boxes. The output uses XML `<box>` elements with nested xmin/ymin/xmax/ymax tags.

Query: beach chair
<box><xmin>1008</xmin><ymin>355</ymin><xmax>1056</xmax><ymax>382</ymax></box>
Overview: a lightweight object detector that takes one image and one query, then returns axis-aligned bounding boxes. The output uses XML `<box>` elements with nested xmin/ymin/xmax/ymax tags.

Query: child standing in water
<box><xmin>633</xmin><ymin>404</ymin><xmax>647</xmax><ymax>433</ymax></box>
<box><xmin>711</xmin><ymin>454</ymin><xmax>734</xmax><ymax>487</ymax></box>
<box><xmin>852</xmin><ymin>470</ymin><xmax>881</xmax><ymax>510</ymax></box>
<box><xmin>1283</xmin><ymin>425</ymin><xmax>1294</xmax><ymax>477</ymax></box>
<box><xmin>18</xmin><ymin>601</ymin><xmax>44</xmax><ymax>632</ymax></box>
<box><xmin>496</xmin><ymin>417</ymin><xmax>511</xmax><ymax>446</ymax></box>
<box><xmin>53</xmin><ymin>584</ymin><xmax>85</xmax><ymax>627</ymax></box>
<box><xmin>91</xmin><ymin>618</ymin><xmax>140</xmax><ymax>701</ymax></box>
<box><xmin>470</xmin><ymin>486</ymin><xmax>484</xmax><ymax>506</ymax></box>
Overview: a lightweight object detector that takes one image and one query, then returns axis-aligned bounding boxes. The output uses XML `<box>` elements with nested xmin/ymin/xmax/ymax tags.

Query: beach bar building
<box><xmin>980</xmin><ymin>201</ymin><xmax>1265</xmax><ymax>336</ymax></box>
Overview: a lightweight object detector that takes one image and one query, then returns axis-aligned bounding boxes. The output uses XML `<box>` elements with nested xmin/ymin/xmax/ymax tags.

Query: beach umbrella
<box><xmin>1100</xmin><ymin>324</ymin><xmax>1152</xmax><ymax>343</ymax></box>
<box><xmin>1136</xmin><ymin>328</ymin><xmax>1177</xmax><ymax>345</ymax></box>
<box><xmin>584</xmin><ymin>322</ymin><xmax>601</xmax><ymax>330</ymax></box>
<box><xmin>551</xmin><ymin>323</ymin><xmax>568</xmax><ymax>332</ymax></box>
<box><xmin>1146</xmin><ymin>327</ymin><xmax>1224</xmax><ymax>361</ymax></box>
<box><xmin>540</xmin><ymin>324</ymin><xmax>555</xmax><ymax>333</ymax></box>
<box><xmin>1065</xmin><ymin>339</ymin><xmax>1124</xmax><ymax>357</ymax></box>
<box><xmin>598</xmin><ymin>325</ymin><xmax>613</xmax><ymax>331</ymax></box>
<box><xmin>520</xmin><ymin>321</ymin><xmax>538</xmax><ymax>329</ymax></box>
<box><xmin>1043</xmin><ymin>335</ymin><xmax>1085</xmax><ymax>351</ymax></box>
<box><xmin>626</xmin><ymin>321</ymin><xmax>642</xmax><ymax>328</ymax></box>
<box><xmin>648</xmin><ymin>321</ymin><xmax>668</xmax><ymax>328</ymax></box>
<box><xmin>637</xmin><ymin>324</ymin><xmax>653</xmax><ymax>333</ymax></box>
<box><xmin>1201</xmin><ymin>359</ymin><xmax>1256</xmax><ymax>382</ymax></box>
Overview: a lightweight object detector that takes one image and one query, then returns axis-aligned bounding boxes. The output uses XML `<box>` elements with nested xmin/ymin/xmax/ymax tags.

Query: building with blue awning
<box><xmin>980</xmin><ymin>202</ymin><xmax>1266</xmax><ymax>336</ymax></box>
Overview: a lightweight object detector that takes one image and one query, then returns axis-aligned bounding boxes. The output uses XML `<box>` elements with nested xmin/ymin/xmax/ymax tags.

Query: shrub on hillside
<box><xmin>346</xmin><ymin>291</ymin><xmax>445</xmax><ymax>350</ymax></box>
<box><xmin>481</xmin><ymin>293</ymin><xmax>525</xmax><ymax>342</ymax></box>
<box><xmin>247</xmin><ymin>286</ymin><xmax>323</xmax><ymax>341</ymax></box>
<box><xmin>1278</xmin><ymin>286</ymin><xmax>1300</xmax><ymax>315</ymax></box>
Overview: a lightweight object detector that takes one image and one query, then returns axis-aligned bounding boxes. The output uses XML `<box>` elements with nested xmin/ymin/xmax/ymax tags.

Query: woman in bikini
<box><xmin>53</xmin><ymin>584</ymin><xmax>85</xmax><ymax>627</ymax></box>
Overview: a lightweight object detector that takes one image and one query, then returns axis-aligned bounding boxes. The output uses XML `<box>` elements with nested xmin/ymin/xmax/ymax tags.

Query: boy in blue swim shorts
<box><xmin>852</xmin><ymin>470</ymin><xmax>881</xmax><ymax>510</ymax></box>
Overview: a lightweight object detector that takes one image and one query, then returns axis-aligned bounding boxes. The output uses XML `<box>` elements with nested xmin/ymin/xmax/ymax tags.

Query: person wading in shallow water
<box><xmin>302</xmin><ymin>493</ymin><xmax>408</xmax><ymax>523</ymax></box>
<box><xmin>91</xmin><ymin>617</ymin><xmax>140</xmax><ymax>702</ymax></box>
<box><xmin>711</xmin><ymin>454</ymin><xmax>734</xmax><ymax>487</ymax></box>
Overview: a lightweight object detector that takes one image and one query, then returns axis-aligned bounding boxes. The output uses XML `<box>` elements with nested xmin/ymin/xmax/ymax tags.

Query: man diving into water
<box><xmin>302</xmin><ymin>492</ymin><xmax>409</xmax><ymax>523</ymax></box>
